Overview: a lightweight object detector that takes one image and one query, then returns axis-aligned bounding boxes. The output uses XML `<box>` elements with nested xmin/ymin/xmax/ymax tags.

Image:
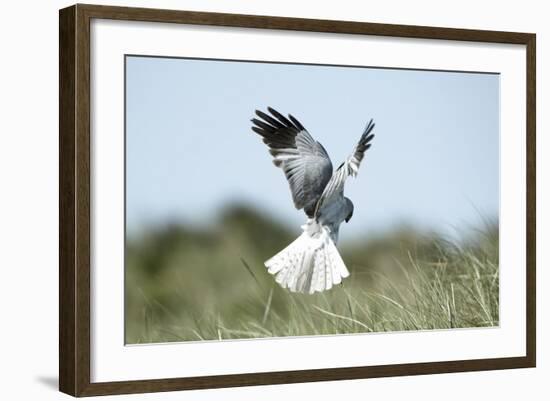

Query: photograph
<box><xmin>124</xmin><ymin>55</ymin><xmax>500</xmax><ymax>345</ymax></box>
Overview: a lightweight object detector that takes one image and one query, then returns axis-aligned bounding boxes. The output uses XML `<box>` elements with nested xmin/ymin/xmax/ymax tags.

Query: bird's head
<box><xmin>344</xmin><ymin>197</ymin><xmax>354</xmax><ymax>223</ymax></box>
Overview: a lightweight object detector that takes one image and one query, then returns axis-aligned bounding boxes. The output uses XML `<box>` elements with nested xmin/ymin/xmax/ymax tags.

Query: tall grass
<box><xmin>125</xmin><ymin>206</ymin><xmax>498</xmax><ymax>344</ymax></box>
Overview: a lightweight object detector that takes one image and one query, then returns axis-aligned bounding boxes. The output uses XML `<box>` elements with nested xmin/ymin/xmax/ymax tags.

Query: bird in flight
<box><xmin>251</xmin><ymin>107</ymin><xmax>375</xmax><ymax>294</ymax></box>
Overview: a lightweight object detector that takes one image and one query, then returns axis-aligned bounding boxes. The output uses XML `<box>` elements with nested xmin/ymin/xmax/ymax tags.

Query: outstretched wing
<box><xmin>251</xmin><ymin>107</ymin><xmax>333</xmax><ymax>217</ymax></box>
<box><xmin>314</xmin><ymin>119</ymin><xmax>375</xmax><ymax>217</ymax></box>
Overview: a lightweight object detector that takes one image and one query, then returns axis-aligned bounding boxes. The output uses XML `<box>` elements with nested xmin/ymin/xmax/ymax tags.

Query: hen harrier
<box><xmin>251</xmin><ymin>107</ymin><xmax>375</xmax><ymax>294</ymax></box>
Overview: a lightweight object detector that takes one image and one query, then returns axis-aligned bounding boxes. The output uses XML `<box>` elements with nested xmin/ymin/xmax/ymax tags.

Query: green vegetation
<box><xmin>125</xmin><ymin>205</ymin><xmax>499</xmax><ymax>344</ymax></box>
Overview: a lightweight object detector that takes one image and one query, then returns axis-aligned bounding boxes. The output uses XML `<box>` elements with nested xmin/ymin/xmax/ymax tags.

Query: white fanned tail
<box><xmin>265</xmin><ymin>220</ymin><xmax>350</xmax><ymax>294</ymax></box>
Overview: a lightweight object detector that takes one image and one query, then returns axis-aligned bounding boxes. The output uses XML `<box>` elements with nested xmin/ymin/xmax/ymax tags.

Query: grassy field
<box><xmin>125</xmin><ymin>205</ymin><xmax>499</xmax><ymax>344</ymax></box>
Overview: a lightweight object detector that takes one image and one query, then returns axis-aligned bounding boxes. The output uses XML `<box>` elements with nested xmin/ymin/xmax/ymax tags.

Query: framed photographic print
<box><xmin>59</xmin><ymin>4</ymin><xmax>536</xmax><ymax>397</ymax></box>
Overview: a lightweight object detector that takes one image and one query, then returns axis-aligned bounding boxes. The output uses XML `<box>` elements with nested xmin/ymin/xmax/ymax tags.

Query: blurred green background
<box><xmin>125</xmin><ymin>204</ymin><xmax>499</xmax><ymax>344</ymax></box>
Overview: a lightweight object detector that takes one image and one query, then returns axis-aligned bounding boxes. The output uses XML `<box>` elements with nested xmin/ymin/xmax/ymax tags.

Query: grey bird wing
<box><xmin>314</xmin><ymin>119</ymin><xmax>375</xmax><ymax>217</ymax></box>
<box><xmin>251</xmin><ymin>107</ymin><xmax>333</xmax><ymax>217</ymax></box>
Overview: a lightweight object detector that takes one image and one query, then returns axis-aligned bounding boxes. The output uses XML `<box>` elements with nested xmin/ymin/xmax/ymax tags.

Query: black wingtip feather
<box><xmin>256</xmin><ymin>109</ymin><xmax>285</xmax><ymax>128</ymax></box>
<box><xmin>363</xmin><ymin>119</ymin><xmax>375</xmax><ymax>136</ymax></box>
<box><xmin>267</xmin><ymin>107</ymin><xmax>293</xmax><ymax>127</ymax></box>
<box><xmin>364</xmin><ymin>133</ymin><xmax>375</xmax><ymax>144</ymax></box>
<box><xmin>251</xmin><ymin>126</ymin><xmax>267</xmax><ymax>136</ymax></box>
<box><xmin>251</xmin><ymin>118</ymin><xmax>277</xmax><ymax>133</ymax></box>
<box><xmin>288</xmin><ymin>114</ymin><xmax>305</xmax><ymax>131</ymax></box>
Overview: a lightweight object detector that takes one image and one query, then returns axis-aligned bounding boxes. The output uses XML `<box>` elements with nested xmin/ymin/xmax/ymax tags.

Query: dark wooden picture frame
<box><xmin>59</xmin><ymin>3</ymin><xmax>536</xmax><ymax>397</ymax></box>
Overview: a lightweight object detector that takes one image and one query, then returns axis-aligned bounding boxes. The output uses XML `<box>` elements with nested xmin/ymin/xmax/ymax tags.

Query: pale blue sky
<box><xmin>125</xmin><ymin>56</ymin><xmax>499</xmax><ymax>241</ymax></box>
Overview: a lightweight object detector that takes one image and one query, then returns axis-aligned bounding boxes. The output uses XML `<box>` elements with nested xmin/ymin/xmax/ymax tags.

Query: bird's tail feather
<box><xmin>265</xmin><ymin>220</ymin><xmax>349</xmax><ymax>294</ymax></box>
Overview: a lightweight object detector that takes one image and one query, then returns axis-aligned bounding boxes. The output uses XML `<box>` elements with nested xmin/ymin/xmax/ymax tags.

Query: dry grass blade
<box><xmin>240</xmin><ymin>257</ymin><xmax>261</xmax><ymax>287</ymax></box>
<box><xmin>262</xmin><ymin>287</ymin><xmax>274</xmax><ymax>324</ymax></box>
<box><xmin>312</xmin><ymin>305</ymin><xmax>372</xmax><ymax>331</ymax></box>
